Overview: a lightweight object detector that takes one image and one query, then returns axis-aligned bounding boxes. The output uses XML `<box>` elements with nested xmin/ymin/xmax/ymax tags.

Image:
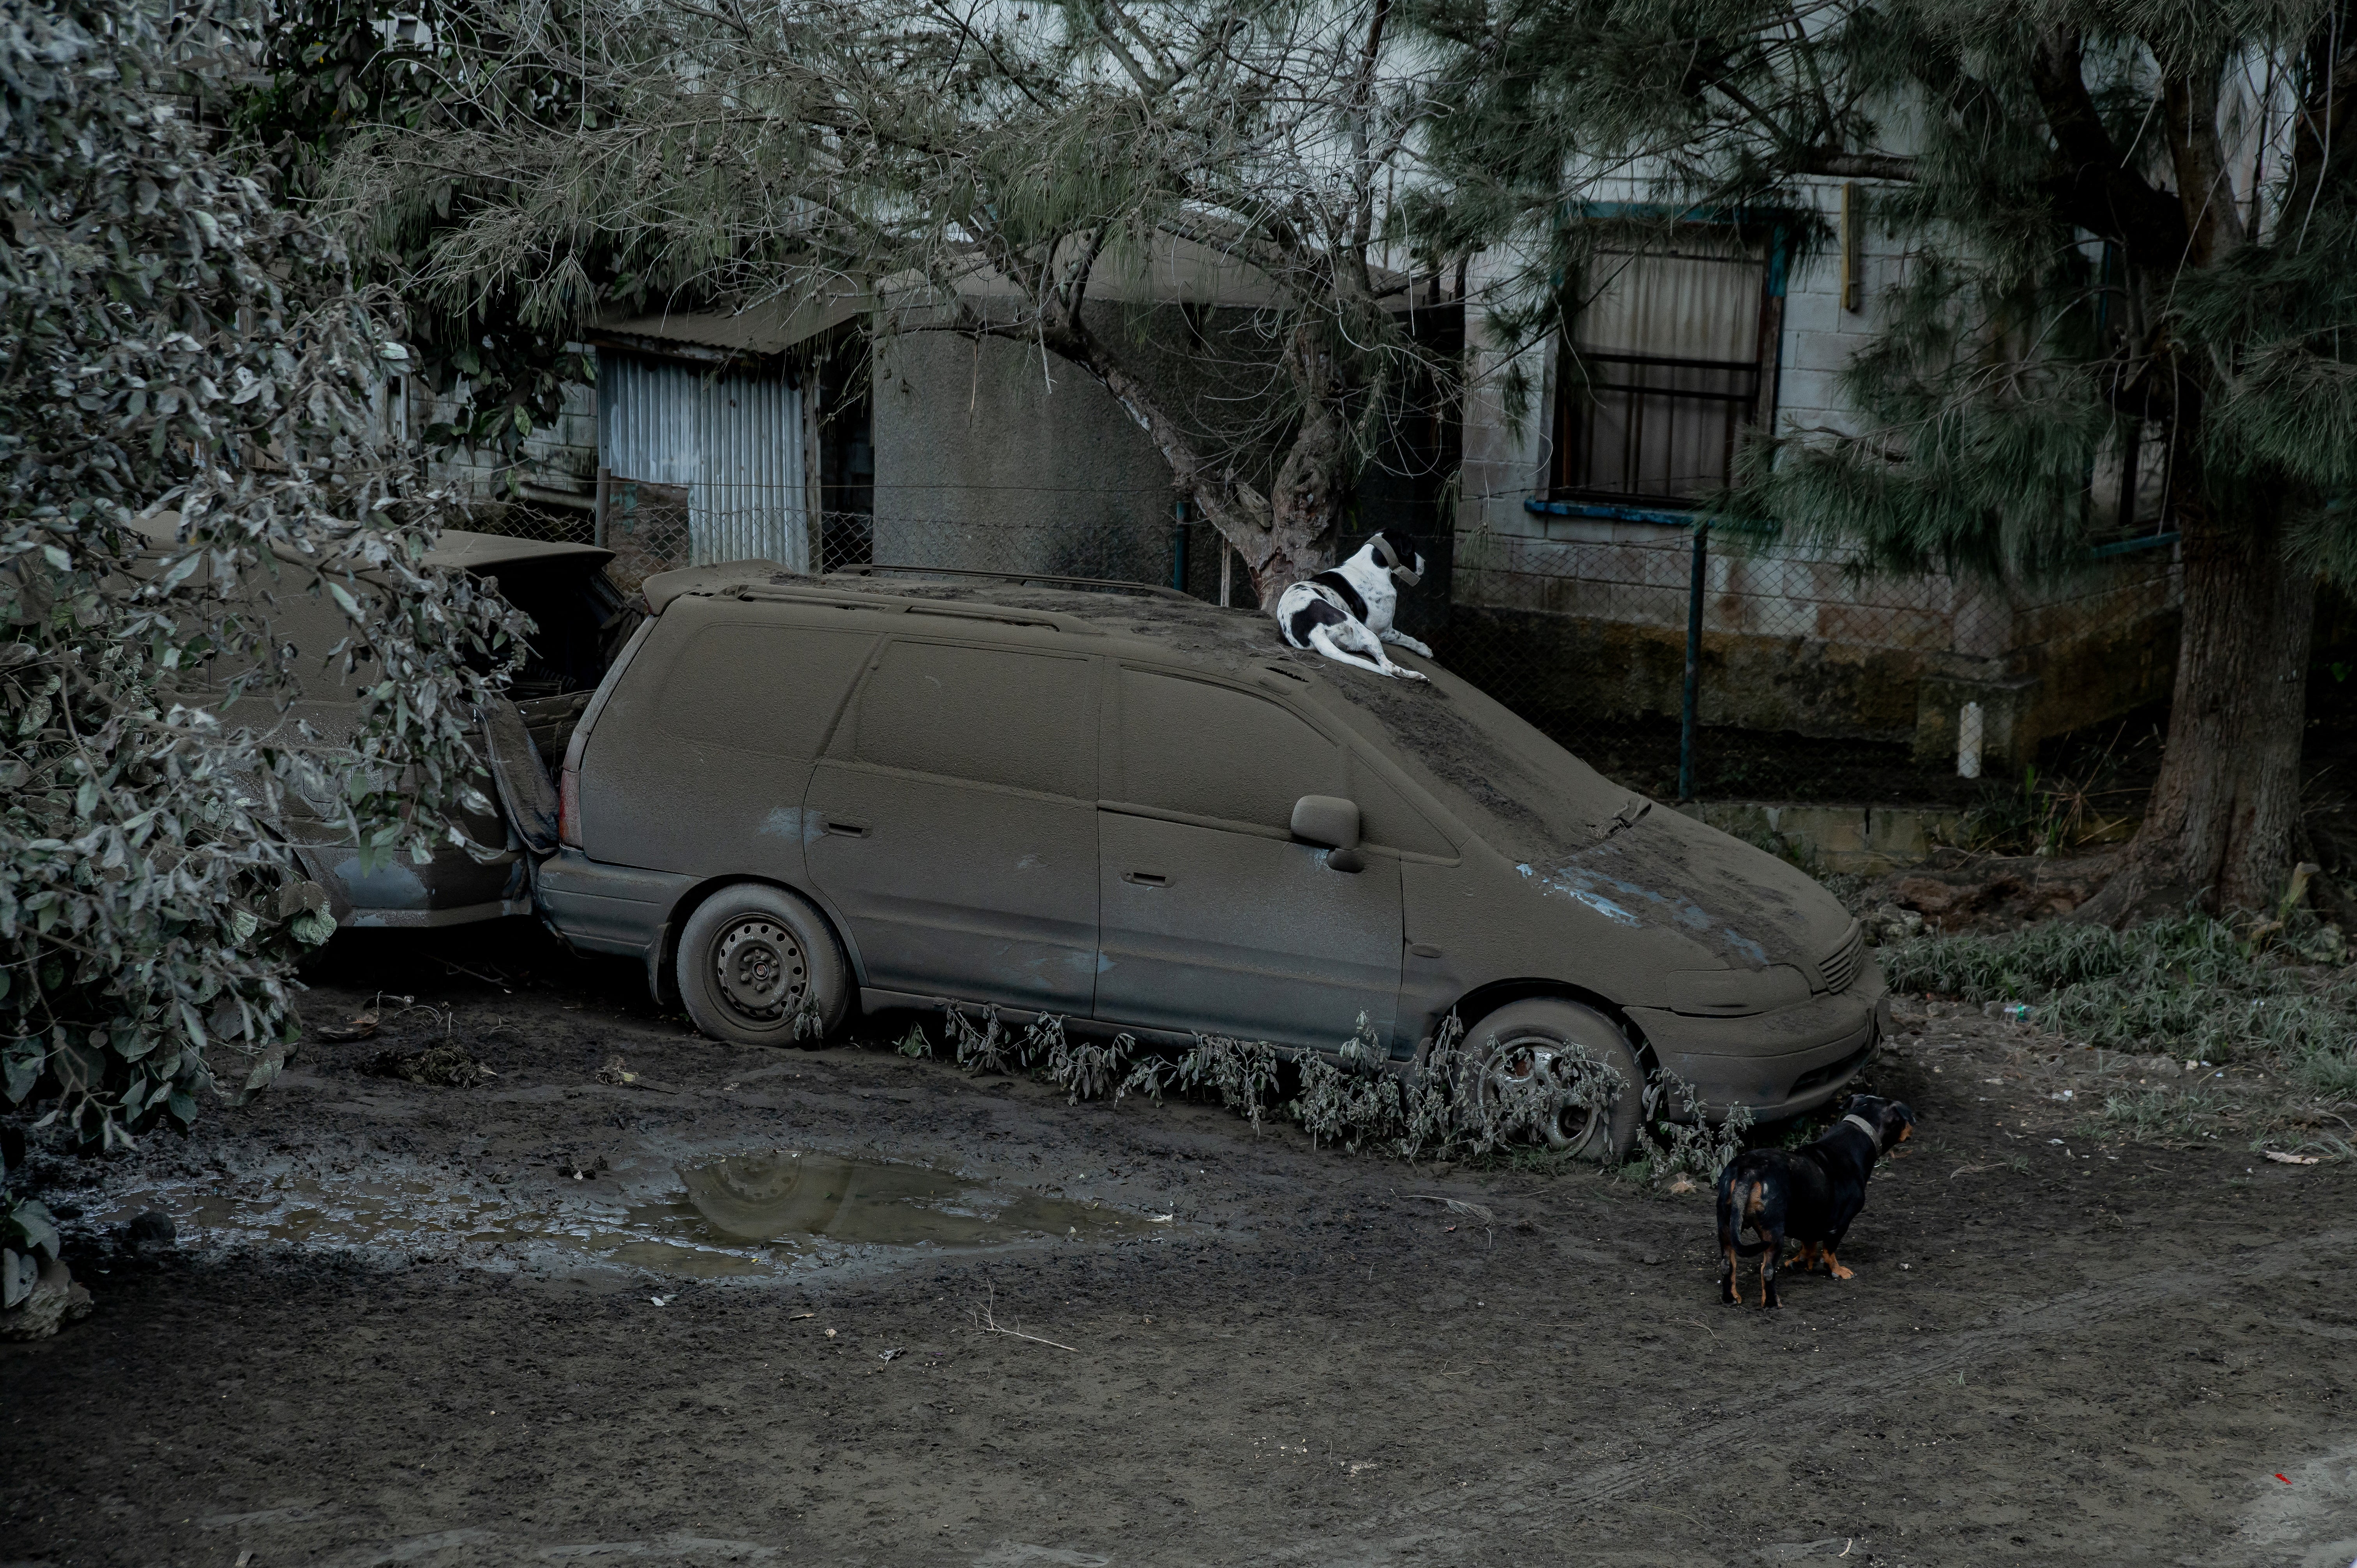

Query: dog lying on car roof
<box><xmin>1275</xmin><ymin>528</ymin><xmax>1431</xmax><ymax>680</ymax></box>
<box><xmin>1717</xmin><ymin>1094</ymin><xmax>1917</xmax><ymax>1308</ymax></box>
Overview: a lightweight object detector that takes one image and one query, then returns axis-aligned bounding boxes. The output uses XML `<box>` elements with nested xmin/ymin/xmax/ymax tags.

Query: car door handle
<box><xmin>1122</xmin><ymin>871</ymin><xmax>1169</xmax><ymax>888</ymax></box>
<box><xmin>823</xmin><ymin>819</ymin><xmax>870</xmax><ymax>838</ymax></box>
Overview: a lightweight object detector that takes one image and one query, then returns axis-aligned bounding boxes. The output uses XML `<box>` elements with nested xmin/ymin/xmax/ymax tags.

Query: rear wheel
<box><xmin>675</xmin><ymin>885</ymin><xmax>850</xmax><ymax>1047</ymax></box>
<box><xmin>1460</xmin><ymin>998</ymin><xmax>1644</xmax><ymax>1162</ymax></box>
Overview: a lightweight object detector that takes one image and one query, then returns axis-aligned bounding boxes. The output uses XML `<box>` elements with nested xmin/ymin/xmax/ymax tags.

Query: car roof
<box><xmin>649</xmin><ymin>563</ymin><xmax>1636</xmax><ymax>851</ymax></box>
<box><xmin>129</xmin><ymin>513</ymin><xmax>614</xmax><ymax>573</ymax></box>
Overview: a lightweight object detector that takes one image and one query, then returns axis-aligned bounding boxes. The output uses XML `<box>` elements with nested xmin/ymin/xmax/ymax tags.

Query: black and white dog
<box><xmin>1275</xmin><ymin>528</ymin><xmax>1431</xmax><ymax>680</ymax></box>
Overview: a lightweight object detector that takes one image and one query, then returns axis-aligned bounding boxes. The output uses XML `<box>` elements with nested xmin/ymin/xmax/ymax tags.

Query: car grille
<box><xmin>1792</xmin><ymin>1039</ymin><xmax>1874</xmax><ymax>1098</ymax></box>
<box><xmin>1817</xmin><ymin>921</ymin><xmax>1865</xmax><ymax>993</ymax></box>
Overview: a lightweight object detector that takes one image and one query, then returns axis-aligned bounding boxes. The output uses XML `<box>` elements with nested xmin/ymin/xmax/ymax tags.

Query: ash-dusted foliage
<box><xmin>1882</xmin><ymin>914</ymin><xmax>2357</xmax><ymax>1100</ymax></box>
<box><xmin>1</xmin><ymin>0</ymin><xmax>525</xmax><ymax>1302</ymax></box>
<box><xmin>928</xmin><ymin>1005</ymin><xmax>1749</xmax><ymax>1181</ymax></box>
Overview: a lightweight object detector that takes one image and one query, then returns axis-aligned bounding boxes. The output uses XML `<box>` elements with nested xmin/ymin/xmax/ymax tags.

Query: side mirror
<box><xmin>1291</xmin><ymin>795</ymin><xmax>1364</xmax><ymax>871</ymax></box>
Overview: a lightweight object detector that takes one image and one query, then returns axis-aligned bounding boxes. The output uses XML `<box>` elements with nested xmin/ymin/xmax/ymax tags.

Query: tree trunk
<box><xmin>1035</xmin><ymin>309</ymin><xmax>1346</xmax><ymax>611</ymax></box>
<box><xmin>2080</xmin><ymin>496</ymin><xmax>2316</xmax><ymax>923</ymax></box>
<box><xmin>1253</xmin><ymin>394</ymin><xmax>1346</xmax><ymax>609</ymax></box>
<box><xmin>1242</xmin><ymin>323</ymin><xmax>1351</xmax><ymax>608</ymax></box>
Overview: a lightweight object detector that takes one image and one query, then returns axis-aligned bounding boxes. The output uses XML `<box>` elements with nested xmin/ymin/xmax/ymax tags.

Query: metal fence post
<box><xmin>1680</xmin><ymin>521</ymin><xmax>1708</xmax><ymax>802</ymax></box>
<box><xmin>1171</xmin><ymin>498</ymin><xmax>1189</xmax><ymax>592</ymax></box>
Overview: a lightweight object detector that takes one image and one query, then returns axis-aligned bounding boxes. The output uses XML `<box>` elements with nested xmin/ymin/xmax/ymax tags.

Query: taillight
<box><xmin>558</xmin><ymin>724</ymin><xmax>588</xmax><ymax>849</ymax></box>
<box><xmin>558</xmin><ymin>766</ymin><xmax>582</xmax><ymax>849</ymax></box>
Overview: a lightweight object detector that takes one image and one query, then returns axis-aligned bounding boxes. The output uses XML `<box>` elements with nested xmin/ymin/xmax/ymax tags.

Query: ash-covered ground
<box><xmin>5</xmin><ymin>924</ymin><xmax>2353</xmax><ymax>1568</ymax></box>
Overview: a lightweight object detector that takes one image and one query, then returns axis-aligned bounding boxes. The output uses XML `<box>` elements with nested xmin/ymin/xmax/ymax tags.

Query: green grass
<box><xmin>1879</xmin><ymin>912</ymin><xmax>2357</xmax><ymax>1102</ymax></box>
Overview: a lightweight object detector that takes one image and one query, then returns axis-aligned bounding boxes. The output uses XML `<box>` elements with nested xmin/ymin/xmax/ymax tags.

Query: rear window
<box><xmin>847</xmin><ymin>640</ymin><xmax>1097</xmax><ymax>798</ymax></box>
<box><xmin>657</xmin><ymin>624</ymin><xmax>876</xmax><ymax>758</ymax></box>
<box><xmin>1115</xmin><ymin>669</ymin><xmax>1339</xmax><ymax>831</ymax></box>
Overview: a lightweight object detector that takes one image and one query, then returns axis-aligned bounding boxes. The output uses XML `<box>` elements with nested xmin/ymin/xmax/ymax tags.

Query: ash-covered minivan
<box><xmin>533</xmin><ymin>565</ymin><xmax>1886</xmax><ymax>1156</ymax></box>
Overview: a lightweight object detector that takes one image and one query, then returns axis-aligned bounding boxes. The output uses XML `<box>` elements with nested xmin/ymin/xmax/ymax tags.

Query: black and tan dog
<box><xmin>1717</xmin><ymin>1094</ymin><xmax>1916</xmax><ymax>1308</ymax></box>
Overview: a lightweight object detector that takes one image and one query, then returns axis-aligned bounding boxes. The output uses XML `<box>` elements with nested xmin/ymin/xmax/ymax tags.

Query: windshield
<box><xmin>1307</xmin><ymin>661</ymin><xmax>1632</xmax><ymax>862</ymax></box>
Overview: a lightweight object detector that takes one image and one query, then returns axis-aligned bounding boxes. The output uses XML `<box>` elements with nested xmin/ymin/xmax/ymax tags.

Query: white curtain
<box><xmin>1564</xmin><ymin>234</ymin><xmax>1763</xmax><ymax>501</ymax></box>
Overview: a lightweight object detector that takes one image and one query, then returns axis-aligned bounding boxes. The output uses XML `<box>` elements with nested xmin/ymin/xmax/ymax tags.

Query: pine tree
<box><xmin>293</xmin><ymin>0</ymin><xmax>1461</xmax><ymax>602</ymax></box>
<box><xmin>1420</xmin><ymin>0</ymin><xmax>2357</xmax><ymax>918</ymax></box>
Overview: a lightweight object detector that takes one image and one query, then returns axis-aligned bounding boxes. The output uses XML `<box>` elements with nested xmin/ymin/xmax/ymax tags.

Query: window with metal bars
<box><xmin>1549</xmin><ymin>233</ymin><xmax>1773</xmax><ymax>508</ymax></box>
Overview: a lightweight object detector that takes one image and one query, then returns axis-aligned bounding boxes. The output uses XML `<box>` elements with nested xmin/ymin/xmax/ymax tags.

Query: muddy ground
<box><xmin>5</xmin><ymin>924</ymin><xmax>2355</xmax><ymax>1568</ymax></box>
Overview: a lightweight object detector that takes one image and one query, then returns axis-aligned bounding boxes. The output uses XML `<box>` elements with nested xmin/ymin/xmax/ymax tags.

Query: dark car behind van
<box><xmin>136</xmin><ymin>518</ymin><xmax>631</xmax><ymax>929</ymax></box>
<box><xmin>530</xmin><ymin>565</ymin><xmax>1886</xmax><ymax>1157</ymax></box>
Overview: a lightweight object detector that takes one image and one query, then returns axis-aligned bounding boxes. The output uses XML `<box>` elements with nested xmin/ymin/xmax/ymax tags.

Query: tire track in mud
<box><xmin>1247</xmin><ymin>1225</ymin><xmax>2357</xmax><ymax>1568</ymax></box>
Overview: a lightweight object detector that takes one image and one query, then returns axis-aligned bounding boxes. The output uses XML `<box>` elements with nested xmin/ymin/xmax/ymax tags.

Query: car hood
<box><xmin>1314</xmin><ymin>659</ymin><xmax>1853</xmax><ymax>975</ymax></box>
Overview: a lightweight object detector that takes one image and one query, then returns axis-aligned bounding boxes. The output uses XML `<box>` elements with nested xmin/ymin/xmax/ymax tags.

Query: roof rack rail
<box><xmin>829</xmin><ymin>564</ymin><xmax>1196</xmax><ymax>602</ymax></box>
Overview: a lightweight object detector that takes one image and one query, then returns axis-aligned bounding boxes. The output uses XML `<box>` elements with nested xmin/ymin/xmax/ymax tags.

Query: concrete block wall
<box><xmin>868</xmin><ymin>326</ymin><xmax>1176</xmax><ymax>583</ymax></box>
<box><xmin>415</xmin><ymin>376</ymin><xmax>601</xmax><ymax>504</ymax></box>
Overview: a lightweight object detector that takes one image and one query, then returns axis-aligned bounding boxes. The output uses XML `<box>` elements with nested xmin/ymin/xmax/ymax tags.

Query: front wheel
<box><xmin>1460</xmin><ymin>998</ymin><xmax>1644</xmax><ymax>1162</ymax></box>
<box><xmin>675</xmin><ymin>885</ymin><xmax>850</xmax><ymax>1047</ymax></box>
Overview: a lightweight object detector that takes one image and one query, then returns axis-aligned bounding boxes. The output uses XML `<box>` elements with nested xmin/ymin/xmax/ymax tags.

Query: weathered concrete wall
<box><xmin>870</xmin><ymin>330</ymin><xmax>1173</xmax><ymax>582</ymax></box>
<box><xmin>868</xmin><ymin>303</ymin><xmax>1286</xmax><ymax>587</ymax></box>
<box><xmin>1673</xmin><ymin>800</ymin><xmax>1966</xmax><ymax>876</ymax></box>
<box><xmin>418</xmin><ymin>375</ymin><xmax>601</xmax><ymax>504</ymax></box>
<box><xmin>1443</xmin><ymin>557</ymin><xmax>2178</xmax><ymax>761</ymax></box>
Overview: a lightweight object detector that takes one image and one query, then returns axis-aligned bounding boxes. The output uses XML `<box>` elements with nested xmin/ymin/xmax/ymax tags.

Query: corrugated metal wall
<box><xmin>598</xmin><ymin>349</ymin><xmax>809</xmax><ymax>572</ymax></box>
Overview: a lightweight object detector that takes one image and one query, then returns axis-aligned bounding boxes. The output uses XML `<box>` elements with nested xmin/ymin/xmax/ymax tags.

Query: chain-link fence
<box><xmin>465</xmin><ymin>485</ymin><xmax>2184</xmax><ymax>808</ymax></box>
<box><xmin>1444</xmin><ymin>517</ymin><xmax>2180</xmax><ymax>803</ymax></box>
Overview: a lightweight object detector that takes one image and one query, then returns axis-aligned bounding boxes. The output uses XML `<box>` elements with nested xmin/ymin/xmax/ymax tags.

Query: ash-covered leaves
<box><xmin>1</xmin><ymin>0</ymin><xmax>526</xmax><ymax>1164</ymax></box>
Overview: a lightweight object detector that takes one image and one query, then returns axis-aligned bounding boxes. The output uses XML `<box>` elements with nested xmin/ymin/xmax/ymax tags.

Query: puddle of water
<box><xmin>668</xmin><ymin>1151</ymin><xmax>1132</xmax><ymax>1248</ymax></box>
<box><xmin>74</xmin><ymin>1151</ymin><xmax>1143</xmax><ymax>1281</ymax></box>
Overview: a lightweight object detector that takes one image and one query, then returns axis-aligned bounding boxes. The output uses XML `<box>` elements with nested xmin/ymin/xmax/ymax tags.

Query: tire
<box><xmin>1460</xmin><ymin>998</ymin><xmax>1645</xmax><ymax>1162</ymax></box>
<box><xmin>675</xmin><ymin>884</ymin><xmax>850</xmax><ymax>1048</ymax></box>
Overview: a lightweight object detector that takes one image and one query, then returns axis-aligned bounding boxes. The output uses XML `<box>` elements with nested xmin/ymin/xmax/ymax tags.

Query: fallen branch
<box><xmin>972</xmin><ymin>1284</ymin><xmax>1077</xmax><ymax>1352</ymax></box>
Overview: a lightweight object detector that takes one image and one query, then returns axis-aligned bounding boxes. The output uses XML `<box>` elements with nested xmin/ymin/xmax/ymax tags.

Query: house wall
<box><xmin>417</xmin><ymin>376</ymin><xmax>601</xmax><ymax>507</ymax></box>
<box><xmin>1452</xmin><ymin>185</ymin><xmax>2182</xmax><ymax>766</ymax></box>
<box><xmin>868</xmin><ymin>302</ymin><xmax>1289</xmax><ymax>589</ymax></box>
<box><xmin>869</xmin><ymin>329</ymin><xmax>1176</xmax><ymax>584</ymax></box>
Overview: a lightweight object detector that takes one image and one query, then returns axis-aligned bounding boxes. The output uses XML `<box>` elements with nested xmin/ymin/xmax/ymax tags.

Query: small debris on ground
<box><xmin>597</xmin><ymin>1054</ymin><xmax>680</xmax><ymax>1093</ymax></box>
<box><xmin>368</xmin><ymin>1044</ymin><xmax>495</xmax><ymax>1087</ymax></box>
<box><xmin>2263</xmin><ymin>1150</ymin><xmax>2324</xmax><ymax>1165</ymax></box>
<box><xmin>122</xmin><ymin>1211</ymin><xmax>176</xmax><ymax>1255</ymax></box>
<box><xmin>1408</xmin><ymin>1194</ymin><xmax>1494</xmax><ymax>1222</ymax></box>
<box><xmin>879</xmin><ymin>1347</ymin><xmax>905</xmax><ymax>1361</ymax></box>
<box><xmin>0</xmin><ymin>1258</ymin><xmax>94</xmax><ymax>1342</ymax></box>
<box><xmin>314</xmin><ymin>1010</ymin><xmax>381</xmax><ymax>1042</ymax></box>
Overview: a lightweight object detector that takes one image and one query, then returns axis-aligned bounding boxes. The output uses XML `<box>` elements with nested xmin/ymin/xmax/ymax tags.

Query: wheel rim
<box><xmin>712</xmin><ymin>916</ymin><xmax>809</xmax><ymax>1026</ymax></box>
<box><xmin>1481</xmin><ymin>1035</ymin><xmax>1613</xmax><ymax>1154</ymax></box>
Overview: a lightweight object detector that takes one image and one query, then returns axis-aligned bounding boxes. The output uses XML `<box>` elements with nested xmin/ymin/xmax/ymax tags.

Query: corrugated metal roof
<box><xmin>588</xmin><ymin>234</ymin><xmax>1412</xmax><ymax>352</ymax></box>
<box><xmin>588</xmin><ymin>291</ymin><xmax>866</xmax><ymax>357</ymax></box>
<box><xmin>129</xmin><ymin>514</ymin><xmax>613</xmax><ymax>574</ymax></box>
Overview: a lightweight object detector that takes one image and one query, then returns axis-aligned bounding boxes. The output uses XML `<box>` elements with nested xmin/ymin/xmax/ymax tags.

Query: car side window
<box><xmin>1115</xmin><ymin>669</ymin><xmax>1339</xmax><ymax>831</ymax></box>
<box><xmin>656</xmin><ymin>623</ymin><xmax>875</xmax><ymax>758</ymax></box>
<box><xmin>1348</xmin><ymin>755</ymin><xmax>1454</xmax><ymax>857</ymax></box>
<box><xmin>848</xmin><ymin>640</ymin><xmax>1096</xmax><ymax>798</ymax></box>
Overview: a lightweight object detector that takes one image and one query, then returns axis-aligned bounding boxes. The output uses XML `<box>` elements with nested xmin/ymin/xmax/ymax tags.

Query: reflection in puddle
<box><xmin>673</xmin><ymin>1151</ymin><xmax>1131</xmax><ymax>1247</ymax></box>
<box><xmin>75</xmin><ymin>1151</ymin><xmax>1144</xmax><ymax>1282</ymax></box>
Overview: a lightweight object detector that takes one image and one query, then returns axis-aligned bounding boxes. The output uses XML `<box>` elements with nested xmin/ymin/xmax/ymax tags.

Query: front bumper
<box><xmin>1628</xmin><ymin>974</ymin><xmax>1889</xmax><ymax>1122</ymax></box>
